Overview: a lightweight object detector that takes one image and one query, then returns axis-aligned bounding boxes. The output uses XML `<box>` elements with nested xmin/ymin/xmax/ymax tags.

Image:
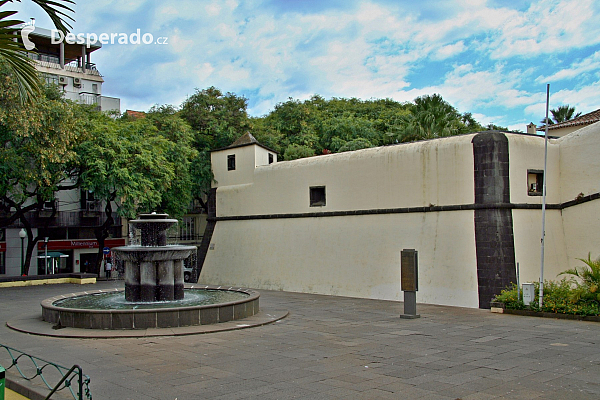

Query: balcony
<box><xmin>18</xmin><ymin>210</ymin><xmax>122</xmax><ymax>228</ymax></box>
<box><xmin>76</xmin><ymin>94</ymin><xmax>120</xmax><ymax>113</ymax></box>
<box><xmin>27</xmin><ymin>52</ymin><xmax>102</xmax><ymax>77</ymax></box>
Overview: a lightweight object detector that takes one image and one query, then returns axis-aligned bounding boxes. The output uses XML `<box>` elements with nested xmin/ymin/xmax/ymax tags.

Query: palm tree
<box><xmin>540</xmin><ymin>105</ymin><xmax>581</xmax><ymax>125</ymax></box>
<box><xmin>400</xmin><ymin>94</ymin><xmax>463</xmax><ymax>142</ymax></box>
<box><xmin>0</xmin><ymin>0</ymin><xmax>75</xmax><ymax>103</ymax></box>
<box><xmin>551</xmin><ymin>105</ymin><xmax>581</xmax><ymax>123</ymax></box>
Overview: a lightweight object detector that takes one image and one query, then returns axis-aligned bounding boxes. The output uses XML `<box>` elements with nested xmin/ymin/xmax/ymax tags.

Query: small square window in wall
<box><xmin>269</xmin><ymin>153</ymin><xmax>274</xmax><ymax>164</ymax></box>
<box><xmin>310</xmin><ymin>186</ymin><xmax>326</xmax><ymax>207</ymax></box>
<box><xmin>527</xmin><ymin>169</ymin><xmax>544</xmax><ymax>196</ymax></box>
<box><xmin>227</xmin><ymin>154</ymin><xmax>236</xmax><ymax>171</ymax></box>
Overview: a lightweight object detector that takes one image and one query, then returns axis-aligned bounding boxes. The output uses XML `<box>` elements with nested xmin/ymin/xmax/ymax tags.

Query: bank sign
<box><xmin>38</xmin><ymin>238</ymin><xmax>126</xmax><ymax>251</ymax></box>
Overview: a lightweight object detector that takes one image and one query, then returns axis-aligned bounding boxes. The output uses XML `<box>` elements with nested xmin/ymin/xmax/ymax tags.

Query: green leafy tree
<box><xmin>320</xmin><ymin>114</ymin><xmax>378</xmax><ymax>152</ymax></box>
<box><xmin>256</xmin><ymin>95</ymin><xmax>412</xmax><ymax>158</ymax></box>
<box><xmin>0</xmin><ymin>0</ymin><xmax>75</xmax><ymax>103</ymax></box>
<box><xmin>179</xmin><ymin>87</ymin><xmax>250</xmax><ymax>211</ymax></box>
<box><xmin>283</xmin><ymin>144</ymin><xmax>315</xmax><ymax>161</ymax></box>
<box><xmin>0</xmin><ymin>62</ymin><xmax>84</xmax><ymax>274</ymax></box>
<box><xmin>251</xmin><ymin>93</ymin><xmax>487</xmax><ymax>160</ymax></box>
<box><xmin>249</xmin><ymin>116</ymin><xmax>284</xmax><ymax>154</ymax></box>
<box><xmin>337</xmin><ymin>138</ymin><xmax>374</xmax><ymax>152</ymax></box>
<box><xmin>76</xmin><ymin>112</ymin><xmax>193</xmax><ymax>274</ymax></box>
<box><xmin>180</xmin><ymin>86</ymin><xmax>250</xmax><ymax>149</ymax></box>
<box><xmin>146</xmin><ymin>105</ymin><xmax>197</xmax><ymax>219</ymax></box>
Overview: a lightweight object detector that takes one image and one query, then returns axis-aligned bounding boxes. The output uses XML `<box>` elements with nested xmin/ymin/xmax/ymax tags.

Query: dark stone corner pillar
<box><xmin>472</xmin><ymin>132</ymin><xmax>517</xmax><ymax>308</ymax></box>
<box><xmin>196</xmin><ymin>188</ymin><xmax>217</xmax><ymax>279</ymax></box>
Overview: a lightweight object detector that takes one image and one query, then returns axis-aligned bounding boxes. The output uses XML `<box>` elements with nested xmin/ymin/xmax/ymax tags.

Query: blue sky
<box><xmin>12</xmin><ymin>0</ymin><xmax>600</xmax><ymax>131</ymax></box>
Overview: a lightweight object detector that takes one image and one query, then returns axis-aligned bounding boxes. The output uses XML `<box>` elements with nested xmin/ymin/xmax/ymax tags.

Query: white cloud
<box><xmin>433</xmin><ymin>41</ymin><xmax>467</xmax><ymax>60</ymax></box>
<box><xmin>488</xmin><ymin>0</ymin><xmax>600</xmax><ymax>59</ymax></box>
<box><xmin>550</xmin><ymin>81</ymin><xmax>600</xmax><ymax>112</ymax></box>
<box><xmin>412</xmin><ymin>63</ymin><xmax>534</xmax><ymax>110</ymax></box>
<box><xmin>538</xmin><ymin>51</ymin><xmax>600</xmax><ymax>83</ymax></box>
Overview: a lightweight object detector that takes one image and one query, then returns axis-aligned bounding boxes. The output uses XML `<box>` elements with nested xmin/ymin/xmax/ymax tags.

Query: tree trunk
<box><xmin>23</xmin><ymin>236</ymin><xmax>39</xmax><ymax>275</ymax></box>
<box><xmin>92</xmin><ymin>199</ymin><xmax>115</xmax><ymax>276</ymax></box>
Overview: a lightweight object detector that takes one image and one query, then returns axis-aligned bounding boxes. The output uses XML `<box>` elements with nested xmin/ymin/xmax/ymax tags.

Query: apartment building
<box><xmin>24</xmin><ymin>24</ymin><xmax>120</xmax><ymax>112</ymax></box>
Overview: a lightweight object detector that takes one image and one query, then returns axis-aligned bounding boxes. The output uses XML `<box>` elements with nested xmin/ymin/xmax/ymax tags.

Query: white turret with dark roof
<box><xmin>211</xmin><ymin>133</ymin><xmax>278</xmax><ymax>187</ymax></box>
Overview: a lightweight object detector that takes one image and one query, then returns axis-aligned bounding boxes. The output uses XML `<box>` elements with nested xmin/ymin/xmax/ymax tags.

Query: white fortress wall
<box><xmin>506</xmin><ymin>134</ymin><xmax>568</xmax><ymax>284</ymax></box>
<box><xmin>557</xmin><ymin>122</ymin><xmax>600</xmax><ymax>267</ymax></box>
<box><xmin>202</xmin><ymin>134</ymin><xmax>481</xmax><ymax>308</ymax></box>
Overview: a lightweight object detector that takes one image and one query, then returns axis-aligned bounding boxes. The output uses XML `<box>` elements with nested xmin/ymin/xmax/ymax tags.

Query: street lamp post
<box><xmin>44</xmin><ymin>237</ymin><xmax>49</xmax><ymax>275</ymax></box>
<box><xmin>19</xmin><ymin>228</ymin><xmax>27</xmax><ymax>276</ymax></box>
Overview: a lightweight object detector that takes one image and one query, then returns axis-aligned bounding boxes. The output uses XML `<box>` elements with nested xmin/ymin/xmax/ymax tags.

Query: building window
<box><xmin>43</xmin><ymin>199</ymin><xmax>58</xmax><ymax>210</ymax></box>
<box><xmin>227</xmin><ymin>154</ymin><xmax>236</xmax><ymax>171</ymax></box>
<box><xmin>310</xmin><ymin>186</ymin><xmax>326</xmax><ymax>207</ymax></box>
<box><xmin>269</xmin><ymin>153</ymin><xmax>274</xmax><ymax>164</ymax></box>
<box><xmin>527</xmin><ymin>170</ymin><xmax>544</xmax><ymax>196</ymax></box>
<box><xmin>43</xmin><ymin>74</ymin><xmax>59</xmax><ymax>85</ymax></box>
<box><xmin>0</xmin><ymin>253</ymin><xmax>4</xmax><ymax>275</ymax></box>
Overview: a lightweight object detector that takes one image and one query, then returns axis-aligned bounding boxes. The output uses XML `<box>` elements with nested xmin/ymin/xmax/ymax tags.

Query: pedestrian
<box><xmin>105</xmin><ymin>260</ymin><xmax>112</xmax><ymax>279</ymax></box>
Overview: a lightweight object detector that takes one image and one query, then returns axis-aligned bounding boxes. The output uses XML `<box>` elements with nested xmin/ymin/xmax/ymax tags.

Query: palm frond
<box><xmin>16</xmin><ymin>0</ymin><xmax>75</xmax><ymax>33</ymax></box>
<box><xmin>560</xmin><ymin>253</ymin><xmax>600</xmax><ymax>287</ymax></box>
<box><xmin>0</xmin><ymin>6</ymin><xmax>38</xmax><ymax>102</ymax></box>
<box><xmin>0</xmin><ymin>0</ymin><xmax>75</xmax><ymax>103</ymax></box>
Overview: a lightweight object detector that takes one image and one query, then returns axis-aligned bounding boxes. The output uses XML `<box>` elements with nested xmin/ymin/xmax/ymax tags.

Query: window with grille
<box><xmin>180</xmin><ymin>217</ymin><xmax>195</xmax><ymax>241</ymax></box>
<box><xmin>227</xmin><ymin>155</ymin><xmax>236</xmax><ymax>171</ymax></box>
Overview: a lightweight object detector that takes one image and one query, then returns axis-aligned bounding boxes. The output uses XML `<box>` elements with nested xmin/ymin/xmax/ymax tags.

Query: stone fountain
<box><xmin>40</xmin><ymin>213</ymin><xmax>260</xmax><ymax>330</ymax></box>
<box><xmin>115</xmin><ymin>213</ymin><xmax>194</xmax><ymax>302</ymax></box>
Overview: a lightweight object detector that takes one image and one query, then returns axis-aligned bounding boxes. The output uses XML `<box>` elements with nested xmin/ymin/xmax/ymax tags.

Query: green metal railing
<box><xmin>0</xmin><ymin>343</ymin><xmax>91</xmax><ymax>400</ymax></box>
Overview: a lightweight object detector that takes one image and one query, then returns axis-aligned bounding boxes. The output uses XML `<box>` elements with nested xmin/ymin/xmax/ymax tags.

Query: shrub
<box><xmin>494</xmin><ymin>283</ymin><xmax>525</xmax><ymax>310</ymax></box>
<box><xmin>493</xmin><ymin>276</ymin><xmax>600</xmax><ymax>317</ymax></box>
<box><xmin>558</xmin><ymin>253</ymin><xmax>600</xmax><ymax>302</ymax></box>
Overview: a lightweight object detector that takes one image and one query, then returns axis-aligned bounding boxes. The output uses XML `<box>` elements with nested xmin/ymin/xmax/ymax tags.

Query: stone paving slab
<box><xmin>1</xmin><ymin>281</ymin><xmax>599</xmax><ymax>399</ymax></box>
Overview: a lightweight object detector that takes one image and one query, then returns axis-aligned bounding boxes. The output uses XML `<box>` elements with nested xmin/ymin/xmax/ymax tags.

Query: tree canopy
<box><xmin>0</xmin><ymin>61</ymin><xmax>85</xmax><ymax>273</ymax></box>
<box><xmin>75</xmin><ymin>106</ymin><xmax>196</xmax><ymax>274</ymax></box>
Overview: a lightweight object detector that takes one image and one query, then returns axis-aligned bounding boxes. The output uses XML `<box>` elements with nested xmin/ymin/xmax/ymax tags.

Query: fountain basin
<box><xmin>41</xmin><ymin>286</ymin><xmax>259</xmax><ymax>330</ymax></box>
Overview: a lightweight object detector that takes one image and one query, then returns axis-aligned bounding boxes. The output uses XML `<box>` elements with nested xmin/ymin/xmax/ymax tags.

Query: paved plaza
<box><xmin>1</xmin><ymin>280</ymin><xmax>599</xmax><ymax>399</ymax></box>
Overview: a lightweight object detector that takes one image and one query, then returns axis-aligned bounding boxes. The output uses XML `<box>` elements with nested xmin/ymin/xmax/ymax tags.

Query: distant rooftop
<box><xmin>125</xmin><ymin>110</ymin><xmax>146</xmax><ymax>119</ymax></box>
<box><xmin>539</xmin><ymin>108</ymin><xmax>600</xmax><ymax>131</ymax></box>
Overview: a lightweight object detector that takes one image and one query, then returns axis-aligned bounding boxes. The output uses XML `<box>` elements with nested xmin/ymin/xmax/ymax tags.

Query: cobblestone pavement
<box><xmin>1</xmin><ymin>281</ymin><xmax>599</xmax><ymax>399</ymax></box>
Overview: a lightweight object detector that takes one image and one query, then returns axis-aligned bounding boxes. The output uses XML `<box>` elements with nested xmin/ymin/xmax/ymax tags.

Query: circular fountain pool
<box><xmin>41</xmin><ymin>286</ymin><xmax>260</xmax><ymax>330</ymax></box>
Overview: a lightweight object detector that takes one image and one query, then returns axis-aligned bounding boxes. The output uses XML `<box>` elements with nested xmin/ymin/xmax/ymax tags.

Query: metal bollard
<box><xmin>400</xmin><ymin>249</ymin><xmax>420</xmax><ymax>319</ymax></box>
